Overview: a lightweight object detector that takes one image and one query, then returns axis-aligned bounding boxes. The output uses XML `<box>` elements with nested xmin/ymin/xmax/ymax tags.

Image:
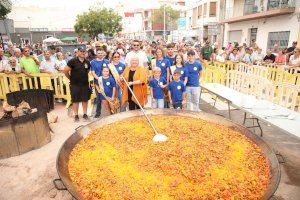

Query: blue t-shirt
<box><xmin>168</xmin><ymin>80</ymin><xmax>186</xmax><ymax>104</ymax></box>
<box><xmin>114</xmin><ymin>62</ymin><xmax>126</xmax><ymax>75</ymax></box>
<box><xmin>166</xmin><ymin>56</ymin><xmax>175</xmax><ymax>66</ymax></box>
<box><xmin>100</xmin><ymin>76</ymin><xmax>116</xmax><ymax>100</ymax></box>
<box><xmin>156</xmin><ymin>58</ymin><xmax>170</xmax><ymax>81</ymax></box>
<box><xmin>174</xmin><ymin>66</ymin><xmax>188</xmax><ymax>82</ymax></box>
<box><xmin>91</xmin><ymin>58</ymin><xmax>110</xmax><ymax>83</ymax></box>
<box><xmin>185</xmin><ymin>61</ymin><xmax>202</xmax><ymax>87</ymax></box>
<box><xmin>149</xmin><ymin>77</ymin><xmax>167</xmax><ymax>99</ymax></box>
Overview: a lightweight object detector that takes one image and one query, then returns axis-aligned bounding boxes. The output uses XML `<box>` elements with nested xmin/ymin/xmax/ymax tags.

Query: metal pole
<box><xmin>163</xmin><ymin>4</ymin><xmax>166</xmax><ymax>41</ymax></box>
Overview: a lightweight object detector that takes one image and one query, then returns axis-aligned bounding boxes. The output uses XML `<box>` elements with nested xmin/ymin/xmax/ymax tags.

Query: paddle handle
<box><xmin>122</xmin><ymin>76</ymin><xmax>159</xmax><ymax>135</ymax></box>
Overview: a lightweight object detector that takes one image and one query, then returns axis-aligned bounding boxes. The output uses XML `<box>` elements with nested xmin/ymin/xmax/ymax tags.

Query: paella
<box><xmin>68</xmin><ymin>115</ymin><xmax>270</xmax><ymax>200</ymax></box>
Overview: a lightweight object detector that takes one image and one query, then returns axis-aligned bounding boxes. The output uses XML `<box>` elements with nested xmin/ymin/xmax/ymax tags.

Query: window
<box><xmin>267</xmin><ymin>31</ymin><xmax>290</xmax><ymax>50</ymax></box>
<box><xmin>198</xmin><ymin>5</ymin><xmax>202</xmax><ymax>18</ymax></box>
<box><xmin>203</xmin><ymin>3</ymin><xmax>207</xmax><ymax>17</ymax></box>
<box><xmin>210</xmin><ymin>2</ymin><xmax>217</xmax><ymax>17</ymax></box>
<box><xmin>250</xmin><ymin>28</ymin><xmax>258</xmax><ymax>45</ymax></box>
<box><xmin>244</xmin><ymin>0</ymin><xmax>258</xmax><ymax>15</ymax></box>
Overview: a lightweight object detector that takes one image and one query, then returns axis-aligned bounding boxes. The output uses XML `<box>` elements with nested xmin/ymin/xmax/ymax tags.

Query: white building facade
<box><xmin>179</xmin><ymin>0</ymin><xmax>220</xmax><ymax>42</ymax></box>
<box><xmin>221</xmin><ymin>0</ymin><xmax>300</xmax><ymax>51</ymax></box>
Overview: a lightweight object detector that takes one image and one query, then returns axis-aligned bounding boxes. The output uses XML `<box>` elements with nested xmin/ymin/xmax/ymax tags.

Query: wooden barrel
<box><xmin>0</xmin><ymin>111</ymin><xmax>51</xmax><ymax>159</ymax></box>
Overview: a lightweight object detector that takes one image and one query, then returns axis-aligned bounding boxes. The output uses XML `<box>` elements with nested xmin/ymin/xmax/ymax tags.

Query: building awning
<box><xmin>60</xmin><ymin>37</ymin><xmax>77</xmax><ymax>42</ymax></box>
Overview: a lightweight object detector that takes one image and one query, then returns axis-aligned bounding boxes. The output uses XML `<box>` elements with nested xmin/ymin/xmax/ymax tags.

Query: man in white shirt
<box><xmin>40</xmin><ymin>51</ymin><xmax>58</xmax><ymax>74</ymax></box>
<box><xmin>125</xmin><ymin>40</ymin><xmax>148</xmax><ymax>68</ymax></box>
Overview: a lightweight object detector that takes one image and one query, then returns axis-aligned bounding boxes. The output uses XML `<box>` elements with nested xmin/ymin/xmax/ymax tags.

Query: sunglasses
<box><xmin>113</xmin><ymin>56</ymin><xmax>120</xmax><ymax>58</ymax></box>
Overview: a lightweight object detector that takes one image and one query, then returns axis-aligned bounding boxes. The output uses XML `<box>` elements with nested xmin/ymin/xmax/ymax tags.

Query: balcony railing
<box><xmin>267</xmin><ymin>0</ymin><xmax>295</xmax><ymax>10</ymax></box>
<box><xmin>221</xmin><ymin>0</ymin><xmax>295</xmax><ymax>21</ymax></box>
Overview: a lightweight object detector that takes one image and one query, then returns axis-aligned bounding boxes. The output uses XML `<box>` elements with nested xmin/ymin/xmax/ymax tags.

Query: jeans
<box><xmin>116</xmin><ymin>85</ymin><xmax>126</xmax><ymax>112</ymax></box>
<box><xmin>186</xmin><ymin>86</ymin><xmax>200</xmax><ymax>111</ymax></box>
<box><xmin>95</xmin><ymin>91</ymin><xmax>102</xmax><ymax>117</ymax></box>
<box><xmin>152</xmin><ymin>99</ymin><xmax>164</xmax><ymax>109</ymax></box>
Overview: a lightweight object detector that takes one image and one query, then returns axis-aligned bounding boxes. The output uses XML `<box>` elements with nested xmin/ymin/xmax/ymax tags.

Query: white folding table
<box><xmin>200</xmin><ymin>83</ymin><xmax>300</xmax><ymax>138</ymax></box>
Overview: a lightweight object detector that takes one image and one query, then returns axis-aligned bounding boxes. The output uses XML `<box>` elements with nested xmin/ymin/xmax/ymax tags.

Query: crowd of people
<box><xmin>0</xmin><ymin>39</ymin><xmax>299</xmax><ymax>122</ymax></box>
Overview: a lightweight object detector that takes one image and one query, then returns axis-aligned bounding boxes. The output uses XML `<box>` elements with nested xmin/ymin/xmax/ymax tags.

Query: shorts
<box><xmin>70</xmin><ymin>85</ymin><xmax>91</xmax><ymax>103</ymax></box>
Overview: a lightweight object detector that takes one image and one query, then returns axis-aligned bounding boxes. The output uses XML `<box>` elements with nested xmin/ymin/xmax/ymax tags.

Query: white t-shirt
<box><xmin>229</xmin><ymin>53</ymin><xmax>240</xmax><ymax>62</ymax></box>
<box><xmin>0</xmin><ymin>58</ymin><xmax>8</xmax><ymax>72</ymax></box>
<box><xmin>5</xmin><ymin>63</ymin><xmax>21</xmax><ymax>73</ymax></box>
<box><xmin>125</xmin><ymin>50</ymin><xmax>148</xmax><ymax>67</ymax></box>
<box><xmin>40</xmin><ymin>59</ymin><xmax>58</xmax><ymax>74</ymax></box>
<box><xmin>55</xmin><ymin>59</ymin><xmax>67</xmax><ymax>71</ymax></box>
<box><xmin>289</xmin><ymin>55</ymin><xmax>300</xmax><ymax>66</ymax></box>
<box><xmin>216</xmin><ymin>54</ymin><xmax>225</xmax><ymax>63</ymax></box>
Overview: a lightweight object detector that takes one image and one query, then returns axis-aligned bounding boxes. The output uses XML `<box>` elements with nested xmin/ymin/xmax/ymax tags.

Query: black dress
<box><xmin>128</xmin><ymin>70</ymin><xmax>139</xmax><ymax>110</ymax></box>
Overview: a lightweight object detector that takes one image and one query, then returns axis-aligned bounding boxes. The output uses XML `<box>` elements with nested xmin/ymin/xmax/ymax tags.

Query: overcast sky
<box><xmin>9</xmin><ymin>0</ymin><xmax>198</xmax><ymax>29</ymax></box>
<box><xmin>11</xmin><ymin>0</ymin><xmax>198</xmax><ymax>10</ymax></box>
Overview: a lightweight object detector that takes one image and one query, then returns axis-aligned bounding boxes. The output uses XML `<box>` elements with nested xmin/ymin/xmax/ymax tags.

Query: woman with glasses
<box><xmin>111</xmin><ymin>51</ymin><xmax>126</xmax><ymax>112</ymax></box>
<box><xmin>121</xmin><ymin>56</ymin><xmax>147</xmax><ymax>110</ymax></box>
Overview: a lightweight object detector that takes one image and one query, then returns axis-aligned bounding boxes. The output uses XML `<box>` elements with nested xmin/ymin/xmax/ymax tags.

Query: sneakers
<box><xmin>83</xmin><ymin>114</ymin><xmax>89</xmax><ymax>121</ymax></box>
<box><xmin>74</xmin><ymin>115</ymin><xmax>79</xmax><ymax>122</ymax></box>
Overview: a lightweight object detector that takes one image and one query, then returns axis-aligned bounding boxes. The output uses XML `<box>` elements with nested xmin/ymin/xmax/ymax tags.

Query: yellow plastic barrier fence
<box><xmin>212</xmin><ymin>61</ymin><xmax>236</xmax><ymax>72</ymax></box>
<box><xmin>201</xmin><ymin>64</ymin><xmax>226</xmax><ymax>85</ymax></box>
<box><xmin>0</xmin><ymin>73</ymin><xmax>97</xmax><ymax>108</ymax></box>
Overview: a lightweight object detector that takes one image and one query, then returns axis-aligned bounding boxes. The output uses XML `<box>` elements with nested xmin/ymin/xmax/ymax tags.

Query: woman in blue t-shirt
<box><xmin>111</xmin><ymin>51</ymin><xmax>126</xmax><ymax>112</ymax></box>
<box><xmin>184</xmin><ymin>50</ymin><xmax>202</xmax><ymax>111</ymax></box>
<box><xmin>170</xmin><ymin>54</ymin><xmax>188</xmax><ymax>85</ymax></box>
<box><xmin>155</xmin><ymin>48</ymin><xmax>171</xmax><ymax>83</ymax></box>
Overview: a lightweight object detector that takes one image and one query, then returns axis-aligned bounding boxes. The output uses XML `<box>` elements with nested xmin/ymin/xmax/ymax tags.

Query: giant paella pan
<box><xmin>56</xmin><ymin>109</ymin><xmax>280</xmax><ymax>200</ymax></box>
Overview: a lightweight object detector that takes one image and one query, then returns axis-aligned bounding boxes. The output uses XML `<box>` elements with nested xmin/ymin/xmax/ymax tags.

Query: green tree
<box><xmin>151</xmin><ymin>6</ymin><xmax>180</xmax><ymax>31</ymax></box>
<box><xmin>0</xmin><ymin>4</ymin><xmax>11</xmax><ymax>19</ymax></box>
<box><xmin>74</xmin><ymin>8</ymin><xmax>122</xmax><ymax>38</ymax></box>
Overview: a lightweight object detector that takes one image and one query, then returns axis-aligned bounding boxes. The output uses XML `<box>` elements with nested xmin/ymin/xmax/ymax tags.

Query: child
<box><xmin>95</xmin><ymin>66</ymin><xmax>116</xmax><ymax>115</ymax></box>
<box><xmin>149</xmin><ymin>67</ymin><xmax>167</xmax><ymax>109</ymax></box>
<box><xmin>168</xmin><ymin>69</ymin><xmax>186</xmax><ymax>109</ymax></box>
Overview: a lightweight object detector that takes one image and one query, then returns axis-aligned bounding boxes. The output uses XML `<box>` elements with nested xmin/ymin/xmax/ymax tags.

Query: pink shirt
<box><xmin>275</xmin><ymin>55</ymin><xmax>286</xmax><ymax>64</ymax></box>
